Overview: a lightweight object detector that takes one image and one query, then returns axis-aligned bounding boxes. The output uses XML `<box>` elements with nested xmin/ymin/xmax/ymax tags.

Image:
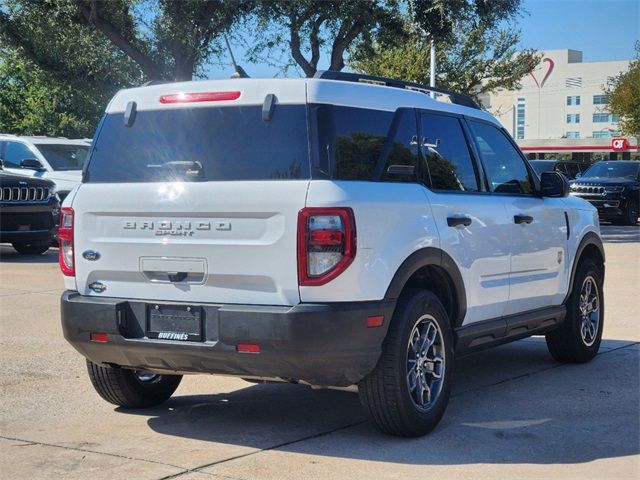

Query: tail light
<box><xmin>58</xmin><ymin>207</ymin><xmax>74</xmax><ymax>276</ymax></box>
<box><xmin>297</xmin><ymin>207</ymin><xmax>356</xmax><ymax>286</ymax></box>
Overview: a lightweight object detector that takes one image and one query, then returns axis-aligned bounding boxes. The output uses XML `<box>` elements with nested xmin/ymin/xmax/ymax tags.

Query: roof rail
<box><xmin>314</xmin><ymin>70</ymin><xmax>481</xmax><ymax>110</ymax></box>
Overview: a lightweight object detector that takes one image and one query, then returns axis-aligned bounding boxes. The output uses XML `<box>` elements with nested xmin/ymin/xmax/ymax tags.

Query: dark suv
<box><xmin>0</xmin><ymin>162</ymin><xmax>59</xmax><ymax>254</ymax></box>
<box><xmin>570</xmin><ymin>161</ymin><xmax>640</xmax><ymax>225</ymax></box>
<box><xmin>529</xmin><ymin>160</ymin><xmax>584</xmax><ymax>180</ymax></box>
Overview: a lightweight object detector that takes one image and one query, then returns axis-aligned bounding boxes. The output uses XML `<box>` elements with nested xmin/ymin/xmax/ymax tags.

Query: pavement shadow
<box><xmin>599</xmin><ymin>225</ymin><xmax>640</xmax><ymax>244</ymax></box>
<box><xmin>122</xmin><ymin>338</ymin><xmax>639</xmax><ymax>466</ymax></box>
<box><xmin>0</xmin><ymin>245</ymin><xmax>59</xmax><ymax>264</ymax></box>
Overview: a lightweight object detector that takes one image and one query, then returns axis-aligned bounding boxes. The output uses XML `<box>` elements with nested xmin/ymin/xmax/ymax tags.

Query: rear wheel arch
<box><xmin>384</xmin><ymin>248</ymin><xmax>466</xmax><ymax>330</ymax></box>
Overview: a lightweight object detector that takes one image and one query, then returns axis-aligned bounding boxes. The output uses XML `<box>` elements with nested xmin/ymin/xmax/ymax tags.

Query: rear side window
<box><xmin>420</xmin><ymin>113</ymin><xmax>479</xmax><ymax>192</ymax></box>
<box><xmin>467</xmin><ymin>120</ymin><xmax>533</xmax><ymax>194</ymax></box>
<box><xmin>85</xmin><ymin>105</ymin><xmax>310</xmax><ymax>182</ymax></box>
<box><xmin>331</xmin><ymin>106</ymin><xmax>394</xmax><ymax>180</ymax></box>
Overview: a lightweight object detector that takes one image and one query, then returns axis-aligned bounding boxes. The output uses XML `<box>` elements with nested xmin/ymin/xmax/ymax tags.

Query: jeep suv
<box><xmin>0</xmin><ymin>135</ymin><xmax>90</xmax><ymax>203</ymax></box>
<box><xmin>60</xmin><ymin>72</ymin><xmax>605</xmax><ymax>437</ymax></box>
<box><xmin>570</xmin><ymin>160</ymin><xmax>639</xmax><ymax>225</ymax></box>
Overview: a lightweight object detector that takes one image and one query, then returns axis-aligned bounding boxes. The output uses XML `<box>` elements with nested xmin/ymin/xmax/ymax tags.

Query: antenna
<box><xmin>224</xmin><ymin>34</ymin><xmax>249</xmax><ymax>78</ymax></box>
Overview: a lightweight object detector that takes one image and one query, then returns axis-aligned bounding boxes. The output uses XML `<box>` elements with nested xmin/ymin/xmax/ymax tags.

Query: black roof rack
<box><xmin>314</xmin><ymin>70</ymin><xmax>481</xmax><ymax>110</ymax></box>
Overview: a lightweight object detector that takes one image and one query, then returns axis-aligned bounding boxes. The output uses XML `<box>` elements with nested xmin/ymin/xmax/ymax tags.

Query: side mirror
<box><xmin>0</xmin><ymin>159</ymin><xmax>4</xmax><ymax>169</ymax></box>
<box><xmin>20</xmin><ymin>158</ymin><xmax>46</xmax><ymax>171</ymax></box>
<box><xmin>575</xmin><ymin>172</ymin><xmax>582</xmax><ymax>178</ymax></box>
<box><xmin>540</xmin><ymin>171</ymin><xmax>570</xmax><ymax>197</ymax></box>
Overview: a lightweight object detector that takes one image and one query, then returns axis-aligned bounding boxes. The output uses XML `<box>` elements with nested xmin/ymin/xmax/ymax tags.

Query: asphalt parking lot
<box><xmin>0</xmin><ymin>225</ymin><xmax>638</xmax><ymax>480</ymax></box>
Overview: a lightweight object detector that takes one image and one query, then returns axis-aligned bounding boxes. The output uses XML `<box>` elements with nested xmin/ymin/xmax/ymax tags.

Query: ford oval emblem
<box><xmin>82</xmin><ymin>250</ymin><xmax>101</xmax><ymax>261</ymax></box>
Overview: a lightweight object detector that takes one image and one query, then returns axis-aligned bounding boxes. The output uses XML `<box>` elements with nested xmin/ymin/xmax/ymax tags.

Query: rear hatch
<box><xmin>72</xmin><ymin>80</ymin><xmax>310</xmax><ymax>306</ymax></box>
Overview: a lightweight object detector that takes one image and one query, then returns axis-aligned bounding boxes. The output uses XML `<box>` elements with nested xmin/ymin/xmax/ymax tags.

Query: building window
<box><xmin>592</xmin><ymin>130</ymin><xmax>621</xmax><ymax>138</ymax></box>
<box><xmin>565</xmin><ymin>131</ymin><xmax>580</xmax><ymax>139</ymax></box>
<box><xmin>566</xmin><ymin>114</ymin><xmax>580</xmax><ymax>124</ymax></box>
<box><xmin>593</xmin><ymin>95</ymin><xmax>608</xmax><ymax>105</ymax></box>
<box><xmin>593</xmin><ymin>113</ymin><xmax>619</xmax><ymax>123</ymax></box>
<box><xmin>516</xmin><ymin>97</ymin><xmax>525</xmax><ymax>139</ymax></box>
<box><xmin>566</xmin><ymin>96</ymin><xmax>581</xmax><ymax>106</ymax></box>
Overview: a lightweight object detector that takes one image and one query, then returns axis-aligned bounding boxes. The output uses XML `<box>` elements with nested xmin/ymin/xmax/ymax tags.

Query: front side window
<box><xmin>3</xmin><ymin>142</ymin><xmax>35</xmax><ymax>168</ymax></box>
<box><xmin>34</xmin><ymin>144</ymin><xmax>89</xmax><ymax>171</ymax></box>
<box><xmin>467</xmin><ymin>120</ymin><xmax>533</xmax><ymax>195</ymax></box>
<box><xmin>420</xmin><ymin>113</ymin><xmax>479</xmax><ymax>192</ymax></box>
<box><xmin>86</xmin><ymin>105</ymin><xmax>311</xmax><ymax>182</ymax></box>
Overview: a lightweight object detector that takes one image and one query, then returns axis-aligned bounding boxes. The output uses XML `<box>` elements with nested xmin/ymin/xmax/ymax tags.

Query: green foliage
<box><xmin>0</xmin><ymin>50</ymin><xmax>112</xmax><ymax>137</ymax></box>
<box><xmin>606</xmin><ymin>42</ymin><xmax>640</xmax><ymax>136</ymax></box>
<box><xmin>349</xmin><ymin>15</ymin><xmax>539</xmax><ymax>105</ymax></box>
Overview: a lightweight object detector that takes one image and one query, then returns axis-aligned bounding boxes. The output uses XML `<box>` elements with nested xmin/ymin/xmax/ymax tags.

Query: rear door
<box><xmin>73</xmin><ymin>95</ymin><xmax>311</xmax><ymax>306</ymax></box>
<box><xmin>419</xmin><ymin>112</ymin><xmax>512</xmax><ymax>325</ymax></box>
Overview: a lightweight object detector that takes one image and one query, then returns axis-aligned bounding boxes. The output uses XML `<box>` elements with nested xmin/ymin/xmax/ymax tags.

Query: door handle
<box><xmin>514</xmin><ymin>214</ymin><xmax>533</xmax><ymax>224</ymax></box>
<box><xmin>447</xmin><ymin>216</ymin><xmax>472</xmax><ymax>227</ymax></box>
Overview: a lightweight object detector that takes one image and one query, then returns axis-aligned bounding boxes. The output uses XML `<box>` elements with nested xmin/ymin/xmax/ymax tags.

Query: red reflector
<box><xmin>90</xmin><ymin>332</ymin><xmax>109</xmax><ymax>343</ymax></box>
<box><xmin>236</xmin><ymin>343</ymin><xmax>260</xmax><ymax>353</ymax></box>
<box><xmin>159</xmin><ymin>91</ymin><xmax>241</xmax><ymax>104</ymax></box>
<box><xmin>309</xmin><ymin>229</ymin><xmax>343</xmax><ymax>246</ymax></box>
<box><xmin>366</xmin><ymin>316</ymin><xmax>384</xmax><ymax>328</ymax></box>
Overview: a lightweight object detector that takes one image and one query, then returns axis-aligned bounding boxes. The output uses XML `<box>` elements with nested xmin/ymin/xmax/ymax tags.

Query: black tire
<box><xmin>12</xmin><ymin>241</ymin><xmax>50</xmax><ymax>255</ymax></box>
<box><xmin>358</xmin><ymin>289</ymin><xmax>454</xmax><ymax>437</ymax></box>
<box><xmin>86</xmin><ymin>360</ymin><xmax>182</xmax><ymax>408</ymax></box>
<box><xmin>621</xmin><ymin>197</ymin><xmax>639</xmax><ymax>226</ymax></box>
<box><xmin>546</xmin><ymin>258</ymin><xmax>604</xmax><ymax>363</ymax></box>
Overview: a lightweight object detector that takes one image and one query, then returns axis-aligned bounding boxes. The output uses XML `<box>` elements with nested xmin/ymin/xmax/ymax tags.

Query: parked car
<box><xmin>570</xmin><ymin>160</ymin><xmax>640</xmax><ymax>225</ymax></box>
<box><xmin>0</xmin><ymin>160</ymin><xmax>59</xmax><ymax>254</ymax></box>
<box><xmin>529</xmin><ymin>159</ymin><xmax>585</xmax><ymax>180</ymax></box>
<box><xmin>0</xmin><ymin>135</ymin><xmax>90</xmax><ymax>203</ymax></box>
<box><xmin>60</xmin><ymin>72</ymin><xmax>605</xmax><ymax>437</ymax></box>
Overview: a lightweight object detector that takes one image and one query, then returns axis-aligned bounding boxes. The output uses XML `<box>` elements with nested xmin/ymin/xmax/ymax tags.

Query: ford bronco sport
<box><xmin>60</xmin><ymin>71</ymin><xmax>605</xmax><ymax>437</ymax></box>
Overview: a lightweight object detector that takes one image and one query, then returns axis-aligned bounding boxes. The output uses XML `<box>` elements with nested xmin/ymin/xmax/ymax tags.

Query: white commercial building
<box><xmin>480</xmin><ymin>49</ymin><xmax>637</xmax><ymax>160</ymax></box>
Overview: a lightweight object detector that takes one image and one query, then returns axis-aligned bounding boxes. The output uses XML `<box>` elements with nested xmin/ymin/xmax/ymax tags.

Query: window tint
<box><xmin>379</xmin><ymin>110</ymin><xmax>420</xmax><ymax>183</ymax></box>
<box><xmin>86</xmin><ymin>105</ymin><xmax>310</xmax><ymax>183</ymax></box>
<box><xmin>3</xmin><ymin>142</ymin><xmax>35</xmax><ymax>168</ymax></box>
<box><xmin>35</xmin><ymin>144</ymin><xmax>89</xmax><ymax>171</ymax></box>
<box><xmin>331</xmin><ymin>106</ymin><xmax>393</xmax><ymax>180</ymax></box>
<box><xmin>467</xmin><ymin>121</ymin><xmax>533</xmax><ymax>194</ymax></box>
<box><xmin>421</xmin><ymin>113</ymin><xmax>479</xmax><ymax>192</ymax></box>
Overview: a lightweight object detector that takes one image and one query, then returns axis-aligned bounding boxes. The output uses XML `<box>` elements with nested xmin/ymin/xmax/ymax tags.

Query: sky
<box><xmin>216</xmin><ymin>0</ymin><xmax>640</xmax><ymax>79</ymax></box>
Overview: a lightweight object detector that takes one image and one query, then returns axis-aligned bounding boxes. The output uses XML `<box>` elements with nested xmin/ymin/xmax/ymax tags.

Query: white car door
<box><xmin>466</xmin><ymin>120</ymin><xmax>568</xmax><ymax>316</ymax></box>
<box><xmin>419</xmin><ymin>112</ymin><xmax>512</xmax><ymax>325</ymax></box>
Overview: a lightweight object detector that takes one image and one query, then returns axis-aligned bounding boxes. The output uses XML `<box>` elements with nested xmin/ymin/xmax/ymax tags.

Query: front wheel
<box><xmin>86</xmin><ymin>360</ymin><xmax>182</xmax><ymax>408</ymax></box>
<box><xmin>546</xmin><ymin>258</ymin><xmax>604</xmax><ymax>363</ymax></box>
<box><xmin>12</xmin><ymin>241</ymin><xmax>50</xmax><ymax>255</ymax></box>
<box><xmin>358</xmin><ymin>289</ymin><xmax>453</xmax><ymax>437</ymax></box>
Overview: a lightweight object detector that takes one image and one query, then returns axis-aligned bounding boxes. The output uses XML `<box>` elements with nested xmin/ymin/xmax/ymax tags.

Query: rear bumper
<box><xmin>61</xmin><ymin>291</ymin><xmax>396</xmax><ymax>387</ymax></box>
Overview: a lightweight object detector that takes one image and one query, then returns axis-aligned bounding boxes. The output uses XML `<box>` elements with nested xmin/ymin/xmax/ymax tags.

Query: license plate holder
<box><xmin>147</xmin><ymin>304</ymin><xmax>202</xmax><ymax>342</ymax></box>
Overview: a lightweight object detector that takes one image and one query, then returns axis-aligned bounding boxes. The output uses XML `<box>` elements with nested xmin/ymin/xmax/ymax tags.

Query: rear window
<box><xmin>85</xmin><ymin>105</ymin><xmax>311</xmax><ymax>182</ymax></box>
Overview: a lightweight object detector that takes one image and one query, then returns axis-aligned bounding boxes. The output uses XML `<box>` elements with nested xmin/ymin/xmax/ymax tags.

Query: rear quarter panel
<box><xmin>301</xmin><ymin>180</ymin><xmax>439</xmax><ymax>302</ymax></box>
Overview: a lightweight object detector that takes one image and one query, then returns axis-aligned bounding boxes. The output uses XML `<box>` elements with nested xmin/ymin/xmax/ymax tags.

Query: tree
<box><xmin>0</xmin><ymin>0</ymin><xmax>252</xmax><ymax>82</ymax></box>
<box><xmin>0</xmin><ymin>50</ymin><xmax>107</xmax><ymax>137</ymax></box>
<box><xmin>245</xmin><ymin>0</ymin><xmax>404</xmax><ymax>77</ymax></box>
<box><xmin>606</xmin><ymin>42</ymin><xmax>640</xmax><ymax>136</ymax></box>
<box><xmin>349</xmin><ymin>14</ymin><xmax>539</xmax><ymax>105</ymax></box>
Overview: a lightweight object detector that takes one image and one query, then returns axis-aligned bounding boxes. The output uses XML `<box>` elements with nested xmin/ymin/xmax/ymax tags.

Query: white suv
<box><xmin>0</xmin><ymin>135</ymin><xmax>91</xmax><ymax>202</ymax></box>
<box><xmin>60</xmin><ymin>72</ymin><xmax>605</xmax><ymax>437</ymax></box>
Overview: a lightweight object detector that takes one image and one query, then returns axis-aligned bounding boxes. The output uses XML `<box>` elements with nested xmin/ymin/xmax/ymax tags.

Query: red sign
<box><xmin>611</xmin><ymin>138</ymin><xmax>629</xmax><ymax>151</ymax></box>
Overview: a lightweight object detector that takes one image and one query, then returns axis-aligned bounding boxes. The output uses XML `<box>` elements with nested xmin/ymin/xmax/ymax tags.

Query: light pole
<box><xmin>430</xmin><ymin>39</ymin><xmax>436</xmax><ymax>99</ymax></box>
